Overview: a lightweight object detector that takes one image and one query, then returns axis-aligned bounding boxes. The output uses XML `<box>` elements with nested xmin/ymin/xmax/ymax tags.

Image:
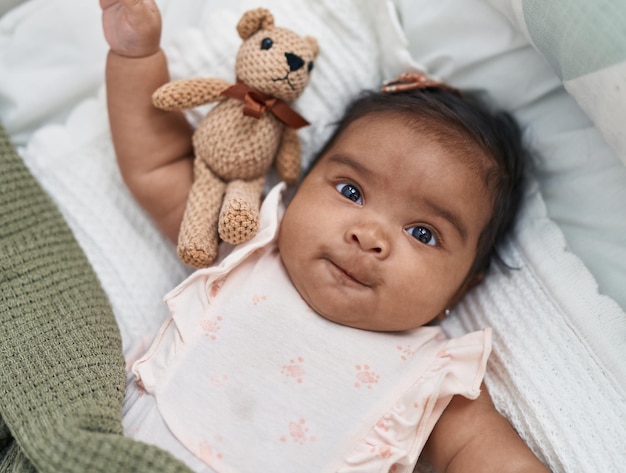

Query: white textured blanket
<box><xmin>1</xmin><ymin>0</ymin><xmax>625</xmax><ymax>471</ymax></box>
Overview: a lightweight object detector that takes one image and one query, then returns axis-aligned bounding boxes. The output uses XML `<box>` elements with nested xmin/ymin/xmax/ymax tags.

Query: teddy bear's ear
<box><xmin>305</xmin><ymin>36</ymin><xmax>320</xmax><ymax>58</ymax></box>
<box><xmin>237</xmin><ymin>7</ymin><xmax>275</xmax><ymax>40</ymax></box>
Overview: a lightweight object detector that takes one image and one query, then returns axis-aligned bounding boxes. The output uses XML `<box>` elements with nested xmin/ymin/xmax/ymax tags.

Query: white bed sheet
<box><xmin>1</xmin><ymin>0</ymin><xmax>625</xmax><ymax>471</ymax></box>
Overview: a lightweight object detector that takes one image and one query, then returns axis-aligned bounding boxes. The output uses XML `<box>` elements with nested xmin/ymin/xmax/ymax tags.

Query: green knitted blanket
<box><xmin>0</xmin><ymin>125</ymin><xmax>192</xmax><ymax>472</ymax></box>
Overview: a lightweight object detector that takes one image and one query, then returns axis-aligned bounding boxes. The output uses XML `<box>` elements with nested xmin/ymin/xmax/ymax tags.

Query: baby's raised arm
<box><xmin>101</xmin><ymin>0</ymin><xmax>193</xmax><ymax>242</ymax></box>
<box><xmin>424</xmin><ymin>387</ymin><xmax>549</xmax><ymax>472</ymax></box>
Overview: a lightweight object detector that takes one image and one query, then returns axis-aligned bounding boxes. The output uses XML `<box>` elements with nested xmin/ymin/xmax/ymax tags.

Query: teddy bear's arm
<box><xmin>152</xmin><ymin>77</ymin><xmax>232</xmax><ymax>111</ymax></box>
<box><xmin>275</xmin><ymin>127</ymin><xmax>302</xmax><ymax>186</ymax></box>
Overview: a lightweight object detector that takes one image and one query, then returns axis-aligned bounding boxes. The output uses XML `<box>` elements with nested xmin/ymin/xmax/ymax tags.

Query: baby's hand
<box><xmin>100</xmin><ymin>0</ymin><xmax>162</xmax><ymax>58</ymax></box>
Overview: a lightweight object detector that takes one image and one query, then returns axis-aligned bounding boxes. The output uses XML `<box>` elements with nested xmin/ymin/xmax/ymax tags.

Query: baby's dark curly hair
<box><xmin>308</xmin><ymin>86</ymin><xmax>529</xmax><ymax>281</ymax></box>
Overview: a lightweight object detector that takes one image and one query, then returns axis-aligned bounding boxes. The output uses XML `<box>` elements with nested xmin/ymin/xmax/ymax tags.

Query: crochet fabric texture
<box><xmin>0</xmin><ymin>125</ymin><xmax>192</xmax><ymax>472</ymax></box>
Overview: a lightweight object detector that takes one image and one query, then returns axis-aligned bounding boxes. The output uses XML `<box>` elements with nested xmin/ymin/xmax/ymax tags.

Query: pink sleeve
<box><xmin>338</xmin><ymin>328</ymin><xmax>492</xmax><ymax>473</ymax></box>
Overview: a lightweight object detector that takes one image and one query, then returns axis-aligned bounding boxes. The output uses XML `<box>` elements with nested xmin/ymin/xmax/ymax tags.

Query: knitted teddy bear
<box><xmin>153</xmin><ymin>8</ymin><xmax>318</xmax><ymax>267</ymax></box>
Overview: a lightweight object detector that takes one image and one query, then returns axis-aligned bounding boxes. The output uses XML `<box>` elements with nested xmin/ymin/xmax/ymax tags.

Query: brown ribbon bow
<box><xmin>220</xmin><ymin>80</ymin><xmax>310</xmax><ymax>129</ymax></box>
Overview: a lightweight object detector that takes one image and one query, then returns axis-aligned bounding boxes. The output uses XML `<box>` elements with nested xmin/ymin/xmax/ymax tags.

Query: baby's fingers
<box><xmin>132</xmin><ymin>0</ymin><xmax>160</xmax><ymax>28</ymax></box>
<box><xmin>101</xmin><ymin>0</ymin><xmax>162</xmax><ymax>57</ymax></box>
<box><xmin>100</xmin><ymin>0</ymin><xmax>157</xmax><ymax>15</ymax></box>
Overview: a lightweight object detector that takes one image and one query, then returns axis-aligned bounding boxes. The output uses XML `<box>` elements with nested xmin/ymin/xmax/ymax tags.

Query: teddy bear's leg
<box><xmin>275</xmin><ymin>127</ymin><xmax>302</xmax><ymax>186</ymax></box>
<box><xmin>218</xmin><ymin>177</ymin><xmax>265</xmax><ymax>245</ymax></box>
<box><xmin>177</xmin><ymin>160</ymin><xmax>226</xmax><ymax>267</ymax></box>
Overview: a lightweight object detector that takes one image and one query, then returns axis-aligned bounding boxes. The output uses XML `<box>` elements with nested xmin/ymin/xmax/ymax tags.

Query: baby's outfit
<box><xmin>132</xmin><ymin>184</ymin><xmax>492</xmax><ymax>473</ymax></box>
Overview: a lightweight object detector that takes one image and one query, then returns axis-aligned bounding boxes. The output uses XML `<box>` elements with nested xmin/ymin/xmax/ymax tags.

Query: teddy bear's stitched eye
<box><xmin>307</xmin><ymin>61</ymin><xmax>314</xmax><ymax>73</ymax></box>
<box><xmin>260</xmin><ymin>37</ymin><xmax>273</xmax><ymax>50</ymax></box>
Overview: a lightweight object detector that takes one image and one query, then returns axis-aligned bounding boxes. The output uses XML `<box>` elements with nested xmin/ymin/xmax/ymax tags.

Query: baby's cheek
<box><xmin>386</xmin><ymin>276</ymin><xmax>446</xmax><ymax>327</ymax></box>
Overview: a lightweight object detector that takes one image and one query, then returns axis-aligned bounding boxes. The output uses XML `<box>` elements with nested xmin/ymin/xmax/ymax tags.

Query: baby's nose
<box><xmin>285</xmin><ymin>52</ymin><xmax>304</xmax><ymax>72</ymax></box>
<box><xmin>349</xmin><ymin>224</ymin><xmax>391</xmax><ymax>258</ymax></box>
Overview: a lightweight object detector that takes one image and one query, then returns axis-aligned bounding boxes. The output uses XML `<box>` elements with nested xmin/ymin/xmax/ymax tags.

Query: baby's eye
<box><xmin>336</xmin><ymin>183</ymin><xmax>362</xmax><ymax>204</ymax></box>
<box><xmin>407</xmin><ymin>226</ymin><xmax>438</xmax><ymax>246</ymax></box>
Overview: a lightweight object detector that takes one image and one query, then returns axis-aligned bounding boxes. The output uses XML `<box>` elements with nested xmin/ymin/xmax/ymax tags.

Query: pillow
<box><xmin>0</xmin><ymin>0</ymin><xmax>24</xmax><ymax>16</ymax></box>
<box><xmin>482</xmin><ymin>0</ymin><xmax>626</xmax><ymax>312</ymax></box>
<box><xmin>0</xmin><ymin>0</ymin><xmax>108</xmax><ymax>144</ymax></box>
<box><xmin>488</xmin><ymin>0</ymin><xmax>626</xmax><ymax>166</ymax></box>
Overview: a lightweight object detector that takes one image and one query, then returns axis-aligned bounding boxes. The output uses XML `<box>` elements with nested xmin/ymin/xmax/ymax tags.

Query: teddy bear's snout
<box><xmin>285</xmin><ymin>52</ymin><xmax>305</xmax><ymax>72</ymax></box>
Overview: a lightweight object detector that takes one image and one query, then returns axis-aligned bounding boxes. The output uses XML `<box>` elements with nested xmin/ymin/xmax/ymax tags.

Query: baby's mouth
<box><xmin>329</xmin><ymin>259</ymin><xmax>371</xmax><ymax>288</ymax></box>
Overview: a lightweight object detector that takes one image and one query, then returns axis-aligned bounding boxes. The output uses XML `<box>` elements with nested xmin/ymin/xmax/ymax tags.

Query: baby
<box><xmin>101</xmin><ymin>0</ymin><xmax>548</xmax><ymax>472</ymax></box>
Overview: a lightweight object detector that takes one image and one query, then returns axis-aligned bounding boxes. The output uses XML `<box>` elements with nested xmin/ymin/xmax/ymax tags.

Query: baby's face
<box><xmin>278</xmin><ymin>113</ymin><xmax>493</xmax><ymax>331</ymax></box>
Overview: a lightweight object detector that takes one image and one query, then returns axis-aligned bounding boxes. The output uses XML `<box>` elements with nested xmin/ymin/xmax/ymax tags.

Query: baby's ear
<box><xmin>466</xmin><ymin>273</ymin><xmax>485</xmax><ymax>290</ymax></box>
<box><xmin>448</xmin><ymin>272</ymin><xmax>485</xmax><ymax>310</ymax></box>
